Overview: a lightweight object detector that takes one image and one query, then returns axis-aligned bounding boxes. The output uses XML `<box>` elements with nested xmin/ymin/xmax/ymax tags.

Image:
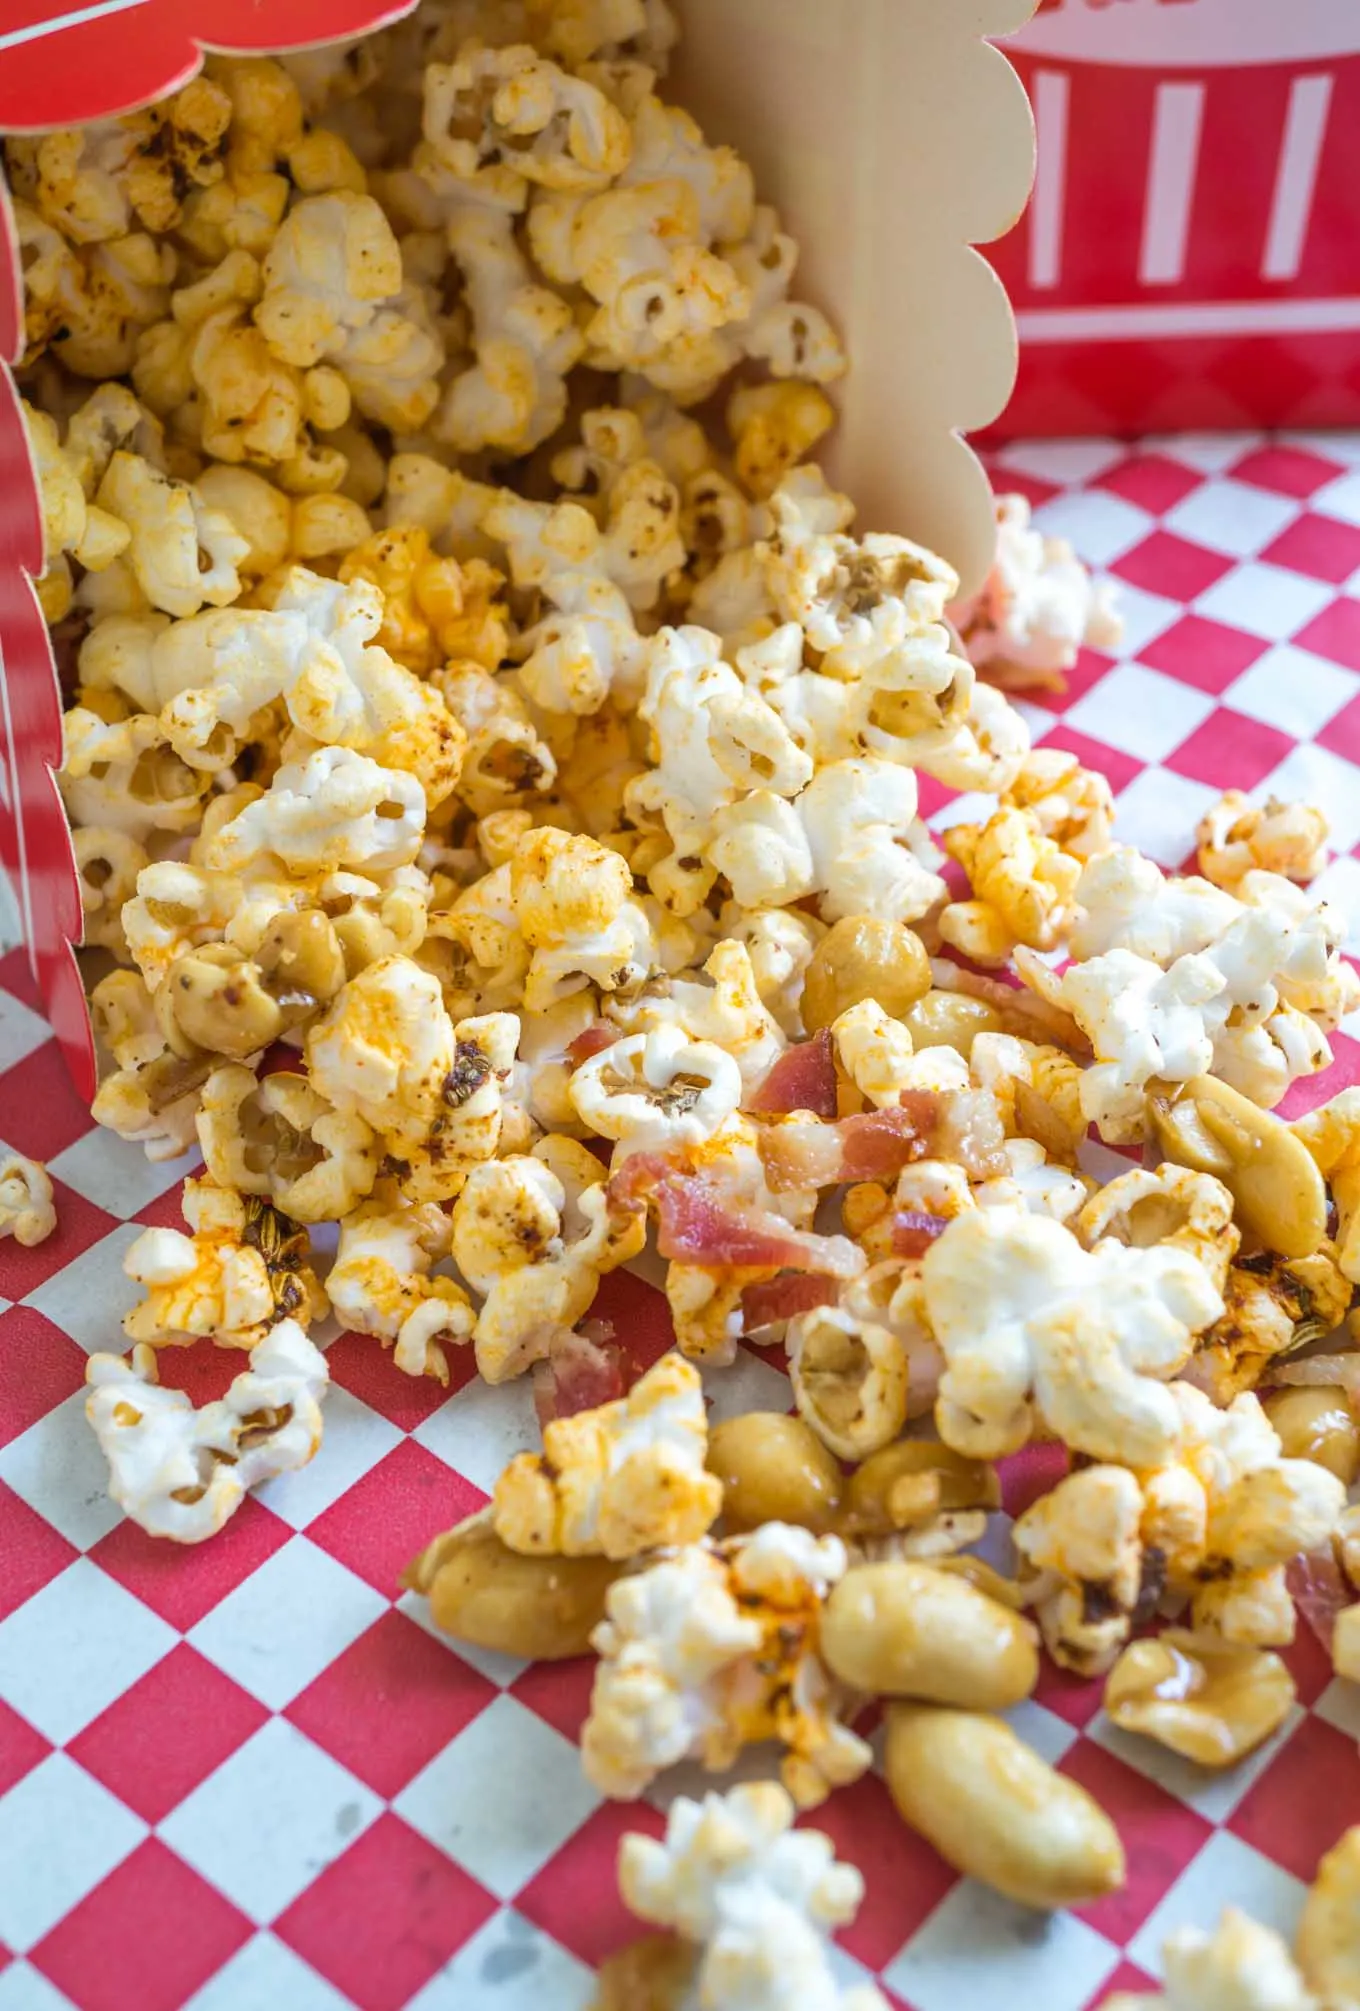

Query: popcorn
<box><xmin>0</xmin><ymin>1155</ymin><xmax>57</xmax><ymax>1247</ymax></box>
<box><xmin>453</xmin><ymin>1146</ymin><xmax>646</xmax><ymax>1382</ymax></box>
<box><xmin>1004</xmin><ymin>747</ymin><xmax>1116</xmax><ymax>862</ymax></box>
<box><xmin>91</xmin><ymin>1047</ymin><xmax>209</xmax><ymax>1163</ymax></box>
<box><xmin>337</xmin><ymin>526</ymin><xmax>502</xmax><ymax>675</ymax></box>
<box><xmin>433</xmin><ymin>665</ymin><xmax>557</xmax><ymax>815</ymax></box>
<box><xmin>1076</xmin><ymin>1164</ymin><xmax>1240</xmax><ymax>1299</ymax></box>
<box><xmin>326</xmin><ymin>1189</ymin><xmax>474</xmax><ymax>1381</ymax></box>
<box><xmin>1016</xmin><ymin>1383</ymin><xmax>1346</xmax><ymax>1670</ymax></box>
<box><xmin>605</xmin><ymin>938</ymin><xmax>785</xmax><ymax>1095</ymax></box>
<box><xmin>787</xmin><ymin>1299</ymin><xmax>912</xmax><ymax>1463</ymax></box>
<box><xmin>422</xmin><ymin>42</ymin><xmax>631</xmax><ymax>194</ymax></box>
<box><xmin>493</xmin><ymin>1351</ymin><xmax>722</xmax><ymax>1556</ymax></box>
<box><xmin>6</xmin><ymin>80</ymin><xmax>233</xmax><ymax>244</ymax></box>
<box><xmin>202</xmin><ymin>746</ymin><xmax>426</xmax><ymax>875</ymax></box>
<box><xmin>15</xmin><ymin>199</ymin><xmax>174</xmax><ymax>379</ymax></box>
<box><xmin>940</xmin><ymin>805</ymin><xmax>1083</xmax><ymax>966</ymax></box>
<box><xmin>799</xmin><ymin>758</ymin><xmax>946</xmax><ymax>926</ymax></box>
<box><xmin>510</xmin><ymin>825</ymin><xmax>660</xmax><ymax>1011</ymax></box>
<box><xmin>436</xmin><ymin>207</ymin><xmax>584</xmax><ymax>455</ymax></box>
<box><xmin>197</xmin><ymin>1066</ymin><xmax>379</xmax><ymax>1223</ymax></box>
<box><xmin>923</xmin><ymin>1205</ymin><xmax>1224</xmax><ymax>1464</ymax></box>
<box><xmin>952</xmin><ymin>493</ymin><xmax>1123</xmax><ymax>692</ymax></box>
<box><xmin>95</xmin><ymin>451</ymin><xmax>249</xmax><ymax>618</ymax></box>
<box><xmin>23</xmin><ymin>399</ymin><xmax>130</xmax><ymax>617</ymax></box>
<box><xmin>583</xmin><ymin>1524</ymin><xmax>869</xmax><ymax>1806</ymax></box>
<box><xmin>122</xmin><ymin>1178</ymin><xmax>325</xmax><ymax>1350</ymax></box>
<box><xmin>1198</xmin><ymin>791</ymin><xmax>1329</xmax><ymax>894</ymax></box>
<box><xmin>73</xmin><ymin>827</ymin><xmax>147</xmax><ymax>959</ymax></box>
<box><xmin>86</xmin><ymin>1320</ymin><xmax>328</xmax><ymax>1542</ymax></box>
<box><xmin>570</xmin><ymin>1024</ymin><xmax>743</xmax><ymax>1158</ymax></box>
<box><xmin>617</xmin><ymin>1782</ymin><xmax>888</xmax><ymax>2011</ymax></box>
<box><xmin>1294</xmin><ymin>1088</ymin><xmax>1360</xmax><ymax>1283</ymax></box>
<box><xmin>832</xmin><ymin>1000</ymin><xmax>918</xmax><ymax>1111</ymax></box>
<box><xmin>1105</xmin><ymin>1909</ymin><xmax>1319</xmax><ymax>2011</ymax></box>
<box><xmin>1186</xmin><ymin>1248</ymin><xmax>1352</xmax><ymax>1404</ymax></box>
<box><xmin>60</xmin><ymin>707</ymin><xmax>206</xmax><ymax>842</ymax></box>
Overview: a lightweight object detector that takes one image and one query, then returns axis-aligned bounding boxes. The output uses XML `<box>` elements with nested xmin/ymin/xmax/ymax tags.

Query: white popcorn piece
<box><xmin>606</xmin><ymin>938</ymin><xmax>786</xmax><ymax>1096</ymax></box>
<box><xmin>437</xmin><ymin>207</ymin><xmax>583</xmax><ymax>455</ymax></box>
<box><xmin>832</xmin><ymin>1000</ymin><xmax>918</xmax><ymax>1111</ymax></box>
<box><xmin>202</xmin><ymin>745</ymin><xmax>426</xmax><ymax>875</ymax></box>
<box><xmin>1104</xmin><ymin>1910</ymin><xmax>1317</xmax><ymax>2011</ymax></box>
<box><xmin>508</xmin><ymin>824</ymin><xmax>659</xmax><ymax>1012</ymax></box>
<box><xmin>618</xmin><ymin>1782</ymin><xmax>888</xmax><ymax>2011</ymax></box>
<box><xmin>952</xmin><ymin>493</ymin><xmax>1122</xmax><ymax>691</ymax></box>
<box><xmin>924</xmin><ymin>1205</ymin><xmax>1223</xmax><ymax>1464</ymax></box>
<box><xmin>60</xmin><ymin>706</ymin><xmax>205</xmax><ymax>842</ymax></box>
<box><xmin>799</xmin><ymin>757</ymin><xmax>946</xmax><ymax>925</ymax></box>
<box><xmin>86</xmin><ymin>1320</ymin><xmax>328</xmax><ymax>1543</ymax></box>
<box><xmin>0</xmin><ymin>1155</ymin><xmax>57</xmax><ymax>1247</ymax></box>
<box><xmin>326</xmin><ymin>1190</ymin><xmax>474</xmax><ymax>1382</ymax></box>
<box><xmin>583</xmin><ymin>1524</ymin><xmax>868</xmax><ymax>1806</ymax></box>
<box><xmin>941</xmin><ymin>804</ymin><xmax>1083</xmax><ymax>966</ymax></box>
<box><xmin>972</xmin><ymin>1137</ymin><xmax>1091</xmax><ymax>1226</ymax></box>
<box><xmin>197</xmin><ymin>1065</ymin><xmax>379</xmax><ymax>1223</ymax></box>
<box><xmin>95</xmin><ymin>450</ymin><xmax>249</xmax><ymax>619</ymax></box>
<box><xmin>1198</xmin><ymin>791</ymin><xmax>1329</xmax><ymax>894</ymax></box>
<box><xmin>493</xmin><ymin>1351</ymin><xmax>722</xmax><ymax>1557</ymax></box>
<box><xmin>570</xmin><ymin>1024</ymin><xmax>742</xmax><ymax>1159</ymax></box>
<box><xmin>122</xmin><ymin>1177</ymin><xmax>324</xmax><ymax>1350</ymax></box>
<box><xmin>422</xmin><ymin>42</ymin><xmax>631</xmax><ymax>195</ymax></box>
<box><xmin>718</xmin><ymin>902</ymin><xmax>824</xmax><ymax>1037</ymax></box>
<box><xmin>1077</xmin><ymin>1163</ymin><xmax>1240</xmax><ymax>1297</ymax></box>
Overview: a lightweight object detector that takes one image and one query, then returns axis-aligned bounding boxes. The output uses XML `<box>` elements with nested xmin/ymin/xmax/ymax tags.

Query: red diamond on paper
<box><xmin>1088</xmin><ymin>1963</ymin><xmax>1159</xmax><ymax>2007</ymax></box>
<box><xmin>31</xmin><ymin>1838</ymin><xmax>251</xmax><ymax>2011</ymax></box>
<box><xmin>1033</xmin><ymin>1656</ymin><xmax>1107</xmax><ymax>1732</ymax></box>
<box><xmin>131</xmin><ymin>1179</ymin><xmax>204</xmax><ymax>1234</ymax></box>
<box><xmin>1261</xmin><ymin>515</ymin><xmax>1360</xmax><ymax>587</ymax></box>
<box><xmin>1138</xmin><ymin>614</ymin><xmax>1270</xmax><ymax>697</ymax></box>
<box><xmin>990</xmin><ymin>471</ymin><xmax>1063</xmax><ymax>511</ymax></box>
<box><xmin>305</xmin><ymin>1438</ymin><xmax>485</xmax><ymax>1598</ymax></box>
<box><xmin>510</xmin><ymin>1654</ymin><xmax>598</xmax><ymax>1747</ymax></box>
<box><xmin>275</xmin><ymin>1813</ymin><xmax>496</xmax><ymax>2011</ymax></box>
<box><xmin>1229</xmin><ymin>1714</ymin><xmax>1360</xmax><ymax>1882</ymax></box>
<box><xmin>0</xmin><ymin>1182</ymin><xmax>119</xmax><ymax>1302</ymax></box>
<box><xmin>801</xmin><ymin>1771</ymin><xmax>958</xmax><ymax>1972</ymax></box>
<box><xmin>287</xmin><ymin>1610</ymin><xmax>496</xmax><ymax>1800</ymax></box>
<box><xmin>1037</xmin><ymin>644</ymin><xmax>1122</xmax><ymax>717</ymax></box>
<box><xmin>1111</xmin><ymin>531</ymin><xmax>1233</xmax><ymax>603</ymax></box>
<box><xmin>1041</xmin><ymin>724</ymin><xmax>1145</xmax><ymax>798</ymax></box>
<box><xmin>1293</xmin><ymin>599</ymin><xmax>1360</xmax><ymax>673</ymax></box>
<box><xmin>0</xmin><ymin>1479</ymin><xmax>76</xmax><ymax>1620</ymax></box>
<box><xmin>591</xmin><ymin>1266</ymin><xmax>678</xmax><ymax>1374</ymax></box>
<box><xmin>324</xmin><ymin>1327</ymin><xmax>477</xmax><ymax>1433</ymax></box>
<box><xmin>0</xmin><ymin>1305</ymin><xmax>88</xmax><ymax>1448</ymax></box>
<box><xmin>1064</xmin><ymin>1740</ymin><xmax>1212</xmax><ymax>1946</ymax></box>
<box><xmin>0</xmin><ymin>1694</ymin><xmax>52</xmax><ymax>1796</ymax></box>
<box><xmin>1165</xmin><ymin>710</ymin><xmax>1295</xmax><ymax>793</ymax></box>
<box><xmin>89</xmin><ymin>1495</ymin><xmax>291</xmax><ymax>1632</ymax></box>
<box><xmin>0</xmin><ymin>1040</ymin><xmax>101</xmax><ymax>1161</ymax></box>
<box><xmin>1096</xmin><ymin>454</ymin><xmax>1204</xmax><ymax>519</ymax></box>
<box><xmin>518</xmin><ymin>1799</ymin><xmax>666</xmax><ymax>1970</ymax></box>
<box><xmin>1229</xmin><ymin>445</ymin><xmax>1347</xmax><ymax>501</ymax></box>
<box><xmin>1316</xmin><ymin>691</ymin><xmax>1360</xmax><ymax>766</ymax></box>
<box><xmin>67</xmin><ymin>1644</ymin><xmax>268</xmax><ymax>1826</ymax></box>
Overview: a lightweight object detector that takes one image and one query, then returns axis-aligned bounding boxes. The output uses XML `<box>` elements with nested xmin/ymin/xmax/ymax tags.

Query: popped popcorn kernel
<box><xmin>0</xmin><ymin>1155</ymin><xmax>57</xmax><ymax>1248</ymax></box>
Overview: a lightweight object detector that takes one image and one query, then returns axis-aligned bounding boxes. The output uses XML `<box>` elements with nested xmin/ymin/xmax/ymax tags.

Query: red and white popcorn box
<box><xmin>0</xmin><ymin>0</ymin><xmax>1038</xmax><ymax>1101</ymax></box>
<box><xmin>991</xmin><ymin>0</ymin><xmax>1360</xmax><ymax>436</ymax></box>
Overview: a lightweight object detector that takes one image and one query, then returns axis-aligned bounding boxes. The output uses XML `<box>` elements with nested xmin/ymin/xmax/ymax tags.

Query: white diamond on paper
<box><xmin>410</xmin><ymin>1909</ymin><xmax>594</xmax><ymax>2011</ymax></box>
<box><xmin>0</xmin><ymin>1964</ymin><xmax>80</xmax><ymax>2011</ymax></box>
<box><xmin>1089</xmin><ymin>1703</ymin><xmax>1304</xmax><ymax>1826</ymax></box>
<box><xmin>414</xmin><ymin>1374</ymin><xmax>542</xmax><ymax>1496</ymax></box>
<box><xmin>160</xmin><ymin>1720</ymin><xmax>381</xmax><ymax>1925</ymax></box>
<box><xmin>1066</xmin><ymin>662</ymin><xmax>1216</xmax><ymax>764</ymax></box>
<box><xmin>1222</xmin><ymin>641</ymin><xmax>1355</xmax><ymax>738</ymax></box>
<box><xmin>1034</xmin><ymin>489</ymin><xmax>1155</xmax><ymax>568</ymax></box>
<box><xmin>188</xmin><ymin>1540</ymin><xmax>385</xmax><ymax>1711</ymax></box>
<box><xmin>0</xmin><ymin>1753</ymin><xmax>146</xmax><ymax>1951</ymax></box>
<box><xmin>1196</xmin><ymin>562</ymin><xmax>1335</xmax><ymax>642</ymax></box>
<box><xmin>0</xmin><ymin>1558</ymin><xmax>175</xmax><ymax>1743</ymax></box>
<box><xmin>0</xmin><ymin>1391</ymin><xmax>125</xmax><ymax>1551</ymax></box>
<box><xmin>183</xmin><ymin>1933</ymin><xmax>356</xmax><ymax>2011</ymax></box>
<box><xmin>1164</xmin><ymin>479</ymin><xmax>1298</xmax><ymax>559</ymax></box>
<box><xmin>884</xmin><ymin>1880</ymin><xmax>1119</xmax><ymax>2011</ymax></box>
<box><xmin>395</xmin><ymin>1695</ymin><xmax>600</xmax><ymax>1900</ymax></box>
<box><xmin>23</xmin><ymin>1224</ymin><xmax>144</xmax><ymax>1352</ymax></box>
<box><xmin>1111</xmin><ymin>767</ymin><xmax>1220</xmax><ymax>870</ymax></box>
<box><xmin>1127</xmin><ymin>1831</ymin><xmax>1307</xmax><ymax>1981</ymax></box>
<box><xmin>47</xmin><ymin>1127</ymin><xmax>198</xmax><ymax>1221</ymax></box>
<box><xmin>254</xmin><ymin>1384</ymin><xmax>401</xmax><ymax>1531</ymax></box>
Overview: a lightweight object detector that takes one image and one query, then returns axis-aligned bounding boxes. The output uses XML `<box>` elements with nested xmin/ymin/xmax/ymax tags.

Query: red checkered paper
<box><xmin>2</xmin><ymin>438</ymin><xmax>1360</xmax><ymax>2009</ymax></box>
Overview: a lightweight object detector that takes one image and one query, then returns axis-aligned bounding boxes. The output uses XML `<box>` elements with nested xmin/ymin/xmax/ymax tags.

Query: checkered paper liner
<box><xmin>4</xmin><ymin>435</ymin><xmax>1360</xmax><ymax>2011</ymax></box>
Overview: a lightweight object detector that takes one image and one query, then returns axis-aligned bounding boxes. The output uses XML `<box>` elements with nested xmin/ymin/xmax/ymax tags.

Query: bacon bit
<box><xmin>741</xmin><ymin>1272</ymin><xmax>838</xmax><ymax>1329</ymax></box>
<box><xmin>758</xmin><ymin>1096</ymin><xmax>938</xmax><ymax>1193</ymax></box>
<box><xmin>566</xmin><ymin>1023</ymin><xmax>616</xmax><ymax>1067</ymax></box>
<box><xmin>891</xmin><ymin>1210</ymin><xmax>950</xmax><ymax>1258</ymax></box>
<box><xmin>531</xmin><ymin>1319</ymin><xmax>624</xmax><ymax>1428</ymax></box>
<box><xmin>609</xmin><ymin>1155</ymin><xmax>862</xmax><ymax>1277</ymax></box>
<box><xmin>746</xmin><ymin>1030</ymin><xmax>837</xmax><ymax>1119</ymax></box>
<box><xmin>1289</xmin><ymin>1547</ymin><xmax>1352</xmax><ymax>1654</ymax></box>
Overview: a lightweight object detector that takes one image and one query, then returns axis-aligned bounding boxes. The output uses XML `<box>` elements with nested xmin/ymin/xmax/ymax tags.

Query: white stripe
<box><xmin>0</xmin><ymin>0</ymin><xmax>149</xmax><ymax>54</ymax></box>
<box><xmin>1028</xmin><ymin>68</ymin><xmax>1069</xmax><ymax>292</ymax></box>
<box><xmin>1139</xmin><ymin>82</ymin><xmax>1205</xmax><ymax>286</ymax></box>
<box><xmin>1017</xmin><ymin>296</ymin><xmax>1360</xmax><ymax>343</ymax></box>
<box><xmin>1262</xmin><ymin>73</ymin><xmax>1333</xmax><ymax>283</ymax></box>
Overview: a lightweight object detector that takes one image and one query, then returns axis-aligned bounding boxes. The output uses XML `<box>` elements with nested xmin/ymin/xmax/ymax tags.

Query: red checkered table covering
<box><xmin>3</xmin><ymin>431</ymin><xmax>1360</xmax><ymax>2011</ymax></box>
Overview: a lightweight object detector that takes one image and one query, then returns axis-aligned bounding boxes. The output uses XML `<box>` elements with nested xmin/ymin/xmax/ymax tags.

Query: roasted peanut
<box><xmin>821</xmin><ymin>1561</ymin><xmax>1038</xmax><ymax>1709</ymax></box>
<box><xmin>802</xmin><ymin>917</ymin><xmax>931</xmax><ymax>1032</ymax></box>
<box><xmin>1150</xmin><ymin>1074</ymin><xmax>1328</xmax><ymax>1260</ymax></box>
<box><xmin>1263</xmin><ymin>1386</ymin><xmax>1360</xmax><ymax>1486</ymax></box>
<box><xmin>707</xmin><ymin>1412</ymin><xmax>843</xmax><ymax>1533</ymax></box>
<box><xmin>1103</xmin><ymin>1633</ymin><xmax>1296</xmax><ymax>1767</ymax></box>
<box><xmin>404</xmin><ymin>1511</ymin><xmax>618</xmax><ymax>1660</ymax></box>
<box><xmin>161</xmin><ymin>943</ymin><xmax>284</xmax><ymax>1060</ymax></box>
<box><xmin>902</xmin><ymin>989</ymin><xmax>1002</xmax><ymax>1057</ymax></box>
<box><xmin>884</xmin><ymin>1704</ymin><xmax>1125</xmax><ymax>1910</ymax></box>
<box><xmin>1297</xmin><ymin>1826</ymin><xmax>1360</xmax><ymax>2007</ymax></box>
<box><xmin>841</xmin><ymin>1439</ymin><xmax>1000</xmax><ymax>1538</ymax></box>
<box><xmin>591</xmin><ymin>1936</ymin><xmax>697</xmax><ymax>2011</ymax></box>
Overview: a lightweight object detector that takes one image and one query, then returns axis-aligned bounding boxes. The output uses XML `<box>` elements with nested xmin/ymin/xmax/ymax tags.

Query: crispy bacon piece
<box><xmin>741</xmin><ymin>1272</ymin><xmax>839</xmax><ymax>1329</ymax></box>
<box><xmin>609</xmin><ymin>1155</ymin><xmax>861</xmax><ymax>1277</ymax></box>
<box><xmin>746</xmin><ymin>1030</ymin><xmax>837</xmax><ymax>1119</ymax></box>
<box><xmin>531</xmin><ymin>1319</ymin><xmax>624</xmax><ymax>1428</ymax></box>
<box><xmin>566</xmin><ymin>1023</ymin><xmax>617</xmax><ymax>1067</ymax></box>
<box><xmin>890</xmin><ymin>1209</ymin><xmax>950</xmax><ymax>1258</ymax></box>
<box><xmin>758</xmin><ymin>1093</ymin><xmax>938</xmax><ymax>1193</ymax></box>
<box><xmin>1289</xmin><ymin>1547</ymin><xmax>1352</xmax><ymax>1655</ymax></box>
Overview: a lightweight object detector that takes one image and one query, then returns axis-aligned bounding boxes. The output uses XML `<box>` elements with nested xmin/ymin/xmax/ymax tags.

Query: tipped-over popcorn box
<box><xmin>992</xmin><ymin>0</ymin><xmax>1360</xmax><ymax>437</ymax></box>
<box><xmin>0</xmin><ymin>0</ymin><xmax>1038</xmax><ymax>1101</ymax></box>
